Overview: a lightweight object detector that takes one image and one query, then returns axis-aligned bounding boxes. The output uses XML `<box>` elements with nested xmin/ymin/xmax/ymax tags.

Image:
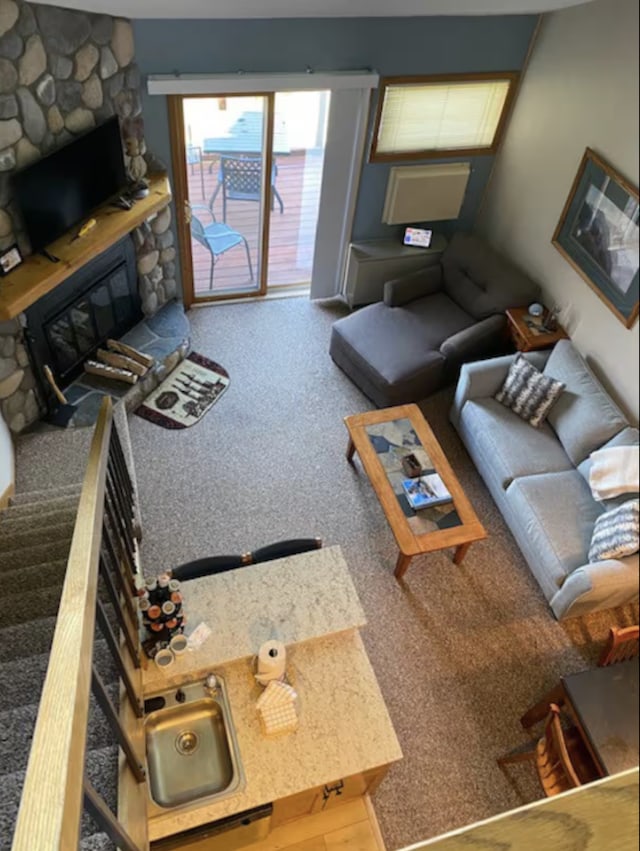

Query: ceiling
<box><xmin>33</xmin><ymin>0</ymin><xmax>593</xmax><ymax>19</ymax></box>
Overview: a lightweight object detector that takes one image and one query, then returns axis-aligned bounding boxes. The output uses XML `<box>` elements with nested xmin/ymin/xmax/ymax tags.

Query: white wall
<box><xmin>477</xmin><ymin>0</ymin><xmax>639</xmax><ymax>423</ymax></box>
<box><xmin>0</xmin><ymin>410</ymin><xmax>14</xmax><ymax>504</ymax></box>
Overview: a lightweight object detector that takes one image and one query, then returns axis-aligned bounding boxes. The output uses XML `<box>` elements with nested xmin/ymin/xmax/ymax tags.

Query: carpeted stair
<box><xmin>0</xmin><ymin>485</ymin><xmax>118</xmax><ymax>851</ymax></box>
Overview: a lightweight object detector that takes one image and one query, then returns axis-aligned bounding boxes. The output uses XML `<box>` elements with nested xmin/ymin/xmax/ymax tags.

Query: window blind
<box><xmin>376</xmin><ymin>79</ymin><xmax>512</xmax><ymax>156</ymax></box>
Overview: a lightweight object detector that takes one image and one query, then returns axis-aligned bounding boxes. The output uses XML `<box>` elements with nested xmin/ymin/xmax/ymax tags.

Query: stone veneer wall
<box><xmin>0</xmin><ymin>0</ymin><xmax>175</xmax><ymax>433</ymax></box>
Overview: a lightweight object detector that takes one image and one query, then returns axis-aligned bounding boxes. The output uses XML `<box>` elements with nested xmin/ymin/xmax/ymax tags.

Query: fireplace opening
<box><xmin>24</xmin><ymin>235</ymin><xmax>141</xmax><ymax>411</ymax></box>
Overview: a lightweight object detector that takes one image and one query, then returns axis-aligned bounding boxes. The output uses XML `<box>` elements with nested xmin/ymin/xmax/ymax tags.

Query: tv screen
<box><xmin>12</xmin><ymin>116</ymin><xmax>128</xmax><ymax>251</ymax></box>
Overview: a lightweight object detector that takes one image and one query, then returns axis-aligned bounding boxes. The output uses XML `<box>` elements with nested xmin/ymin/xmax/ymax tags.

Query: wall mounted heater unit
<box><xmin>382</xmin><ymin>162</ymin><xmax>471</xmax><ymax>224</ymax></box>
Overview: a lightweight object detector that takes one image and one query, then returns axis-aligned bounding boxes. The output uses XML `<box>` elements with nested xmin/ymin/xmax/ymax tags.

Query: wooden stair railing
<box><xmin>11</xmin><ymin>397</ymin><xmax>149</xmax><ymax>851</ymax></box>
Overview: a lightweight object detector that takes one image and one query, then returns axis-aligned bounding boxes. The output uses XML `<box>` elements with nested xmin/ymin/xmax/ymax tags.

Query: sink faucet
<box><xmin>205</xmin><ymin>674</ymin><xmax>219</xmax><ymax>693</ymax></box>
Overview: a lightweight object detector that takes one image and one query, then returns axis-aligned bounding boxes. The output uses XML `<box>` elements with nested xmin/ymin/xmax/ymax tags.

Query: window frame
<box><xmin>369</xmin><ymin>71</ymin><xmax>520</xmax><ymax>163</ymax></box>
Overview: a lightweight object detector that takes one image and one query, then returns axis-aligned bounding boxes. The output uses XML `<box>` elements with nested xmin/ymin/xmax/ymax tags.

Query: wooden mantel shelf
<box><xmin>0</xmin><ymin>174</ymin><xmax>172</xmax><ymax>321</ymax></box>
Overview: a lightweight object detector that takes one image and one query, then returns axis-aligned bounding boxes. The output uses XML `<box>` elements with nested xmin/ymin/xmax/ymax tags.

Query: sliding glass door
<box><xmin>169</xmin><ymin>91</ymin><xmax>328</xmax><ymax>305</ymax></box>
<box><xmin>267</xmin><ymin>91</ymin><xmax>329</xmax><ymax>289</ymax></box>
<box><xmin>171</xmin><ymin>94</ymin><xmax>270</xmax><ymax>302</ymax></box>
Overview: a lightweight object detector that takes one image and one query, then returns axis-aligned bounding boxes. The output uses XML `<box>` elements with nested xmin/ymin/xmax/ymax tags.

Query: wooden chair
<box><xmin>497</xmin><ymin>704</ymin><xmax>598</xmax><ymax>797</ymax></box>
<box><xmin>599</xmin><ymin>625</ymin><xmax>639</xmax><ymax>666</ymax></box>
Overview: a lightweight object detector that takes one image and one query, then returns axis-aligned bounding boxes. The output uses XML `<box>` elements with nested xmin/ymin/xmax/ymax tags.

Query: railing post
<box><xmin>103</xmin><ymin>520</ymin><xmax>137</xmax><ymax>596</ymax></box>
<box><xmin>96</xmin><ymin>600</ymin><xmax>143</xmax><ymax>718</ymax></box>
<box><xmin>107</xmin><ymin>461</ymin><xmax>137</xmax><ymax>559</ymax></box>
<box><xmin>98</xmin><ymin>557</ymin><xmax>140</xmax><ymax>669</ymax></box>
<box><xmin>83</xmin><ymin>777</ymin><xmax>142</xmax><ymax>851</ymax></box>
<box><xmin>105</xmin><ymin>477</ymin><xmax>137</xmax><ymax>576</ymax></box>
<box><xmin>110</xmin><ymin>426</ymin><xmax>134</xmax><ymax>498</ymax></box>
<box><xmin>104</xmin><ymin>493</ymin><xmax>138</xmax><ymax>591</ymax></box>
<box><xmin>91</xmin><ymin>667</ymin><xmax>146</xmax><ymax>783</ymax></box>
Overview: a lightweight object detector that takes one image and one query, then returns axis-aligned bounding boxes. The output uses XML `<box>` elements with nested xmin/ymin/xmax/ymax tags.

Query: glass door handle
<box><xmin>184</xmin><ymin>201</ymin><xmax>192</xmax><ymax>225</ymax></box>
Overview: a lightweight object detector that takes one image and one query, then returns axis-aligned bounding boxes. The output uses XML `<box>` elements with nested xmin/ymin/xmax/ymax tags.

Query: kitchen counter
<box><xmin>140</xmin><ymin>545</ymin><xmax>401</xmax><ymax>841</ymax></box>
<box><xmin>143</xmin><ymin>545</ymin><xmax>366</xmax><ymax>692</ymax></box>
<box><xmin>147</xmin><ymin>629</ymin><xmax>403</xmax><ymax>840</ymax></box>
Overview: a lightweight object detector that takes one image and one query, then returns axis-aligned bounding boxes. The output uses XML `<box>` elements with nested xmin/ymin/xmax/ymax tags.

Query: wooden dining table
<box><xmin>520</xmin><ymin>659</ymin><xmax>639</xmax><ymax>777</ymax></box>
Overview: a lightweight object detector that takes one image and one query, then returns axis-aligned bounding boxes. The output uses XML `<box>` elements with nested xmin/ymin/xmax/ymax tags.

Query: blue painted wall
<box><xmin>132</xmin><ymin>15</ymin><xmax>538</xmax><ymax>271</ymax></box>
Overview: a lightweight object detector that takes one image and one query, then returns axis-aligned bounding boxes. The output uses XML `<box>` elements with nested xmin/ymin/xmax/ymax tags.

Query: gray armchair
<box><xmin>329</xmin><ymin>232</ymin><xmax>540</xmax><ymax>407</ymax></box>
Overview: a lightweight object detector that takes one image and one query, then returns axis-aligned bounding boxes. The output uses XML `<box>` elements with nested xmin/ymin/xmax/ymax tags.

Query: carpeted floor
<box><xmin>16</xmin><ymin>296</ymin><xmax>638</xmax><ymax>850</ymax></box>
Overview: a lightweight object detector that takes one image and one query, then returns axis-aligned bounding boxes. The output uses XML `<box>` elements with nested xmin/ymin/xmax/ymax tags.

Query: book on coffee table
<box><xmin>401</xmin><ymin>473</ymin><xmax>452</xmax><ymax>510</ymax></box>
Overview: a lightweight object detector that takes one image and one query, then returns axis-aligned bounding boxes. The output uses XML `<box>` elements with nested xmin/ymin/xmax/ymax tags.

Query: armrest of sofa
<box><xmin>383</xmin><ymin>265</ymin><xmax>443</xmax><ymax>307</ymax></box>
<box><xmin>440</xmin><ymin>315</ymin><xmax>507</xmax><ymax>363</ymax></box>
<box><xmin>450</xmin><ymin>350</ymin><xmax>550</xmax><ymax>427</ymax></box>
<box><xmin>550</xmin><ymin>554</ymin><xmax>639</xmax><ymax>620</ymax></box>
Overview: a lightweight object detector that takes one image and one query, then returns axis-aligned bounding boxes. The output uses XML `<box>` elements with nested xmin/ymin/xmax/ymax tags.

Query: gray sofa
<box><xmin>330</xmin><ymin>232</ymin><xmax>540</xmax><ymax>407</ymax></box>
<box><xmin>451</xmin><ymin>340</ymin><xmax>639</xmax><ymax>620</ymax></box>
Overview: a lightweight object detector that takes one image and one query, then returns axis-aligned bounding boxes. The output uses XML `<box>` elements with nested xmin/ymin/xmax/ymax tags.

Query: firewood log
<box><xmin>106</xmin><ymin>338</ymin><xmax>155</xmax><ymax>368</ymax></box>
<box><xmin>96</xmin><ymin>348</ymin><xmax>148</xmax><ymax>376</ymax></box>
<box><xmin>84</xmin><ymin>360</ymin><xmax>138</xmax><ymax>384</ymax></box>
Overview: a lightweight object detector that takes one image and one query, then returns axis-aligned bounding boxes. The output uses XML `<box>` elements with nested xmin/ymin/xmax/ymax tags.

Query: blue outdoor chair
<box><xmin>189</xmin><ymin>205</ymin><xmax>253</xmax><ymax>289</ymax></box>
<box><xmin>209</xmin><ymin>155</ymin><xmax>284</xmax><ymax>221</ymax></box>
<box><xmin>186</xmin><ymin>144</ymin><xmax>205</xmax><ymax>199</ymax></box>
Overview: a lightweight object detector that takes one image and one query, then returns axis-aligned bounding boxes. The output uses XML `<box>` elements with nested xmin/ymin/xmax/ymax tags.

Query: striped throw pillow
<box><xmin>589</xmin><ymin>499</ymin><xmax>640</xmax><ymax>563</ymax></box>
<box><xmin>495</xmin><ymin>354</ymin><xmax>565</xmax><ymax>428</ymax></box>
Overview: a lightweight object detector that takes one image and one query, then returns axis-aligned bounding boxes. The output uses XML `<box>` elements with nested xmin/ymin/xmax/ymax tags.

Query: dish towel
<box><xmin>589</xmin><ymin>445</ymin><xmax>640</xmax><ymax>500</ymax></box>
<box><xmin>256</xmin><ymin>679</ymin><xmax>298</xmax><ymax>737</ymax></box>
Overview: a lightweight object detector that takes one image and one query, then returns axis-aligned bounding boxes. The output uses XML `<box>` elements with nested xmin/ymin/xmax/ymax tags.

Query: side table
<box><xmin>506</xmin><ymin>306</ymin><xmax>569</xmax><ymax>352</ymax></box>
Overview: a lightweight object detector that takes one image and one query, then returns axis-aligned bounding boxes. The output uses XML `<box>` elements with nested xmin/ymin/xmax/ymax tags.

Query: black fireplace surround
<box><xmin>25</xmin><ymin>235</ymin><xmax>141</xmax><ymax>409</ymax></box>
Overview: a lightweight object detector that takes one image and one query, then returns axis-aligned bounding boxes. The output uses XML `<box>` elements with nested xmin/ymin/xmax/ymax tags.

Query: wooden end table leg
<box><xmin>520</xmin><ymin>683</ymin><xmax>566</xmax><ymax>729</ymax></box>
<box><xmin>453</xmin><ymin>542</ymin><xmax>471</xmax><ymax>565</ymax></box>
<box><xmin>394</xmin><ymin>552</ymin><xmax>413</xmax><ymax>580</ymax></box>
<box><xmin>346</xmin><ymin>438</ymin><xmax>356</xmax><ymax>465</ymax></box>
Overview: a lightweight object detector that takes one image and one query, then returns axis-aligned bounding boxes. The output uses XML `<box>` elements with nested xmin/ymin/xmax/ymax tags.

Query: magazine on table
<box><xmin>401</xmin><ymin>473</ymin><xmax>452</xmax><ymax>510</ymax></box>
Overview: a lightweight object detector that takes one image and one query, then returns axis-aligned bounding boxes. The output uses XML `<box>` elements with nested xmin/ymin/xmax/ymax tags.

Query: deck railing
<box><xmin>11</xmin><ymin>397</ymin><xmax>148</xmax><ymax>851</ymax></box>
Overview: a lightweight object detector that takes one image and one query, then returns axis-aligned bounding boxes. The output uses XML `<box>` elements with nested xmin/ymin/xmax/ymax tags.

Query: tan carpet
<box><xmin>16</xmin><ymin>297</ymin><xmax>638</xmax><ymax>850</ymax></box>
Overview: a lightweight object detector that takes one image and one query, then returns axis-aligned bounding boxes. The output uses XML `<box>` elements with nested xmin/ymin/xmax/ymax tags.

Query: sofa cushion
<box><xmin>495</xmin><ymin>354</ymin><xmax>565</xmax><ymax>427</ymax></box>
<box><xmin>544</xmin><ymin>341</ymin><xmax>628</xmax><ymax>465</ymax></box>
<box><xmin>459</xmin><ymin>399</ymin><xmax>573</xmax><ymax>490</ymax></box>
<box><xmin>589</xmin><ymin>445</ymin><xmax>640</xmax><ymax>501</ymax></box>
<box><xmin>441</xmin><ymin>232</ymin><xmax>539</xmax><ymax>319</ymax></box>
<box><xmin>578</xmin><ymin>426</ymin><xmax>640</xmax><ymax>480</ymax></box>
<box><xmin>588</xmin><ymin>499</ymin><xmax>640</xmax><ymax>563</ymax></box>
<box><xmin>330</xmin><ymin>292</ymin><xmax>474</xmax><ymax>408</ymax></box>
<box><xmin>506</xmin><ymin>471</ymin><xmax>605</xmax><ymax>597</ymax></box>
<box><xmin>577</xmin><ymin>427</ymin><xmax>640</xmax><ymax>511</ymax></box>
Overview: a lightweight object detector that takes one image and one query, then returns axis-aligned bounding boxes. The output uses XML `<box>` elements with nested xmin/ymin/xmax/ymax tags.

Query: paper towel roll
<box><xmin>256</xmin><ymin>640</ymin><xmax>286</xmax><ymax>684</ymax></box>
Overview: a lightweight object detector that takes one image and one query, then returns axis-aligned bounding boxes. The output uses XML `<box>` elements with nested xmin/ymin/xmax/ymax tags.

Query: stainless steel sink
<box><xmin>144</xmin><ymin>675</ymin><xmax>244</xmax><ymax>809</ymax></box>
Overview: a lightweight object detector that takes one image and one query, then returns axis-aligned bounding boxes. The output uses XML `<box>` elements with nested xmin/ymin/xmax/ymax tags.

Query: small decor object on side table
<box><xmin>506</xmin><ymin>305</ymin><xmax>569</xmax><ymax>352</ymax></box>
<box><xmin>0</xmin><ymin>244</ymin><xmax>23</xmax><ymax>277</ymax></box>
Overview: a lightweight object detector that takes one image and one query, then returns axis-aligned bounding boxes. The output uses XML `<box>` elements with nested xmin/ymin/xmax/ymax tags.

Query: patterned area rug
<box><xmin>135</xmin><ymin>352</ymin><xmax>229</xmax><ymax>429</ymax></box>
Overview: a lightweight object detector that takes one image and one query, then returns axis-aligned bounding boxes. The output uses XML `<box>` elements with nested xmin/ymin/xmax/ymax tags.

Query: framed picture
<box><xmin>0</xmin><ymin>243</ymin><xmax>23</xmax><ymax>277</ymax></box>
<box><xmin>552</xmin><ymin>148</ymin><xmax>639</xmax><ymax>328</ymax></box>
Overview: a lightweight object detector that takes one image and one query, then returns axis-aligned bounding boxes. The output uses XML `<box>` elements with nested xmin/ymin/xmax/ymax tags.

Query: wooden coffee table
<box><xmin>344</xmin><ymin>404</ymin><xmax>486</xmax><ymax>579</ymax></box>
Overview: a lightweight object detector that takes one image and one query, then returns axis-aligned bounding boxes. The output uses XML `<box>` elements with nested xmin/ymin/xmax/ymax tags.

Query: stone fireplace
<box><xmin>24</xmin><ymin>235</ymin><xmax>140</xmax><ymax>405</ymax></box>
<box><xmin>0</xmin><ymin>0</ymin><xmax>180</xmax><ymax>432</ymax></box>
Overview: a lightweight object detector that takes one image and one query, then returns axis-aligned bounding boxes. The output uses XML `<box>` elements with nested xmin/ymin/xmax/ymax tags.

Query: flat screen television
<box><xmin>12</xmin><ymin>116</ymin><xmax>128</xmax><ymax>252</ymax></box>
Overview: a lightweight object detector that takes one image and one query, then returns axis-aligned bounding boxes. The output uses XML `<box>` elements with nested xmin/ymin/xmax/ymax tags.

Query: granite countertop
<box><xmin>142</xmin><ymin>545</ymin><xmax>367</xmax><ymax>692</ymax></box>
<box><xmin>147</xmin><ymin>629</ymin><xmax>403</xmax><ymax>840</ymax></box>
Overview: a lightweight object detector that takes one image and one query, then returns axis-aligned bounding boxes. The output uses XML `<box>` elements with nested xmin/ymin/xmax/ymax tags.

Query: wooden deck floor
<box><xmin>186</xmin><ymin>150</ymin><xmax>323</xmax><ymax>296</ymax></box>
